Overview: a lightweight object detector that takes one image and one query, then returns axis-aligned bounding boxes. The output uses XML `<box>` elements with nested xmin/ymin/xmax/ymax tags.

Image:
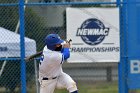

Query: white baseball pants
<box><xmin>39</xmin><ymin>72</ymin><xmax>78</xmax><ymax>93</ymax></box>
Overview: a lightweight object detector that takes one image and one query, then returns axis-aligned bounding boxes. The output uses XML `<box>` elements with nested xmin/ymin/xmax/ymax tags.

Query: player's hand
<box><xmin>63</xmin><ymin>42</ymin><xmax>70</xmax><ymax>48</ymax></box>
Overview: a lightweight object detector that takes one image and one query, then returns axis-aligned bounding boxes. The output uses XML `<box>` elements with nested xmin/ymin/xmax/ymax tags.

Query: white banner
<box><xmin>66</xmin><ymin>7</ymin><xmax>120</xmax><ymax>63</ymax></box>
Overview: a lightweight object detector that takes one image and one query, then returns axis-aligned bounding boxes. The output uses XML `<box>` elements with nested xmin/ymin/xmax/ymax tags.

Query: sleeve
<box><xmin>61</xmin><ymin>48</ymin><xmax>70</xmax><ymax>60</ymax></box>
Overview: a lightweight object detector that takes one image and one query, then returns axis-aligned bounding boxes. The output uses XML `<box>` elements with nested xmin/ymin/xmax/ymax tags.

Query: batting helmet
<box><xmin>45</xmin><ymin>34</ymin><xmax>64</xmax><ymax>50</ymax></box>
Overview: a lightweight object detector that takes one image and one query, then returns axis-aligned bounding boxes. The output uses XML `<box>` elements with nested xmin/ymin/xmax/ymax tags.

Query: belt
<box><xmin>42</xmin><ymin>77</ymin><xmax>57</xmax><ymax>80</ymax></box>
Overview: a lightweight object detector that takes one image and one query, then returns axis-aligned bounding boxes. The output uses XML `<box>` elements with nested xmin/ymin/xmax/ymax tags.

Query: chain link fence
<box><xmin>0</xmin><ymin>0</ymin><xmax>120</xmax><ymax>93</ymax></box>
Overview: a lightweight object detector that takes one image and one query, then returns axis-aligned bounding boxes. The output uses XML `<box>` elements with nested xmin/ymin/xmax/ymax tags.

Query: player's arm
<box><xmin>61</xmin><ymin>42</ymin><xmax>71</xmax><ymax>60</ymax></box>
<box><xmin>61</xmin><ymin>48</ymin><xmax>70</xmax><ymax>60</ymax></box>
<box><xmin>25</xmin><ymin>51</ymin><xmax>43</xmax><ymax>62</ymax></box>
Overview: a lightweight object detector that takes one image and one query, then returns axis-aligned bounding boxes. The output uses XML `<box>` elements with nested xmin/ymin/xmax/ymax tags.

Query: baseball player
<box><xmin>26</xmin><ymin>34</ymin><xmax>78</xmax><ymax>93</ymax></box>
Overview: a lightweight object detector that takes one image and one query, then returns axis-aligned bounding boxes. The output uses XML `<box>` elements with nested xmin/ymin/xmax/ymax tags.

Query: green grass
<box><xmin>54</xmin><ymin>81</ymin><xmax>118</xmax><ymax>93</ymax></box>
<box><xmin>1</xmin><ymin>81</ymin><xmax>140</xmax><ymax>93</ymax></box>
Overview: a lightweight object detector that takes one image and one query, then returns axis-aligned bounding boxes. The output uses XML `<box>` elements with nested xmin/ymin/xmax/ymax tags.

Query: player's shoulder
<box><xmin>43</xmin><ymin>46</ymin><xmax>48</xmax><ymax>51</ymax></box>
<box><xmin>43</xmin><ymin>46</ymin><xmax>61</xmax><ymax>56</ymax></box>
<box><xmin>42</xmin><ymin>46</ymin><xmax>62</xmax><ymax>63</ymax></box>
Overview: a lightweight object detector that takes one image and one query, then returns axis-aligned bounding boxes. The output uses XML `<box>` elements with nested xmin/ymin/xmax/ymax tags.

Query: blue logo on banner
<box><xmin>76</xmin><ymin>18</ymin><xmax>109</xmax><ymax>45</ymax></box>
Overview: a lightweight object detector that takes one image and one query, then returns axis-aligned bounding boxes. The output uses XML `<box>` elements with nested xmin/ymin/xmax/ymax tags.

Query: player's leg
<box><xmin>56</xmin><ymin>72</ymin><xmax>78</xmax><ymax>93</ymax></box>
<box><xmin>39</xmin><ymin>79</ymin><xmax>57</xmax><ymax>93</ymax></box>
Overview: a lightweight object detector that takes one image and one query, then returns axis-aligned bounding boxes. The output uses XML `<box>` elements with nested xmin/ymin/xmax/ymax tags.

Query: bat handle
<box><xmin>68</xmin><ymin>39</ymin><xmax>72</xmax><ymax>43</ymax></box>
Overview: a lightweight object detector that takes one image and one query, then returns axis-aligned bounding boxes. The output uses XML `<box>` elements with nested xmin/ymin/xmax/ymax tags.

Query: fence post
<box><xmin>19</xmin><ymin>0</ymin><xmax>26</xmax><ymax>93</ymax></box>
<box><xmin>116</xmin><ymin>0</ymin><xmax>120</xmax><ymax>7</ymax></box>
<box><xmin>118</xmin><ymin>0</ymin><xmax>129</xmax><ymax>93</ymax></box>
